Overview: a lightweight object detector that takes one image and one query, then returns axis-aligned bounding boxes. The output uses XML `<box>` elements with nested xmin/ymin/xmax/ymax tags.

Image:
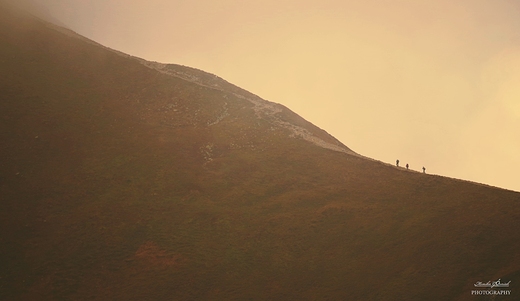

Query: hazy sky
<box><xmin>26</xmin><ymin>0</ymin><xmax>520</xmax><ymax>192</ymax></box>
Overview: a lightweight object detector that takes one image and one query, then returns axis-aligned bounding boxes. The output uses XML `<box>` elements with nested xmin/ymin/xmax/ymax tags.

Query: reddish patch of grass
<box><xmin>134</xmin><ymin>241</ymin><xmax>184</xmax><ymax>267</ymax></box>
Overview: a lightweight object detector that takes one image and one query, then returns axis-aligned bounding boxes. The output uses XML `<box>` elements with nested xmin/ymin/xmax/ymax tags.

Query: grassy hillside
<box><xmin>1</xmin><ymin>4</ymin><xmax>519</xmax><ymax>300</ymax></box>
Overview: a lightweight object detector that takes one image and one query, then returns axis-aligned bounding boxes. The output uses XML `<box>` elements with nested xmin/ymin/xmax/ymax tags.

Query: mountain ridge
<box><xmin>11</xmin><ymin>0</ymin><xmax>356</xmax><ymax>157</ymax></box>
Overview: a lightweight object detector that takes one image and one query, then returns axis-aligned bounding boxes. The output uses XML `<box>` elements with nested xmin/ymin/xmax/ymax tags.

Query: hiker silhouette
<box><xmin>406</xmin><ymin>164</ymin><xmax>409</xmax><ymax>170</ymax></box>
<box><xmin>422</xmin><ymin>167</ymin><xmax>426</xmax><ymax>173</ymax></box>
<box><xmin>396</xmin><ymin>159</ymin><xmax>399</xmax><ymax>167</ymax></box>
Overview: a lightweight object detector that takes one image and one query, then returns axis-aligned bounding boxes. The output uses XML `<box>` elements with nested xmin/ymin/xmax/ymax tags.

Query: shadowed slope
<box><xmin>1</xmin><ymin>4</ymin><xmax>519</xmax><ymax>301</ymax></box>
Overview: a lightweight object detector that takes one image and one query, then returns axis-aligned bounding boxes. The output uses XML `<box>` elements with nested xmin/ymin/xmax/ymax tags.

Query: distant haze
<box><xmin>24</xmin><ymin>0</ymin><xmax>520</xmax><ymax>191</ymax></box>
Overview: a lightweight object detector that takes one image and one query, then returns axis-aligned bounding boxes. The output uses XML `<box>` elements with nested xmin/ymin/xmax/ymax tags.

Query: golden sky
<box><xmin>28</xmin><ymin>0</ymin><xmax>520</xmax><ymax>191</ymax></box>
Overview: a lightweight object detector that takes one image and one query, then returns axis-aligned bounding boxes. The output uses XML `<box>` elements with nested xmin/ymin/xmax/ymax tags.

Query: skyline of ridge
<box><xmin>11</xmin><ymin>0</ymin><xmax>520</xmax><ymax>192</ymax></box>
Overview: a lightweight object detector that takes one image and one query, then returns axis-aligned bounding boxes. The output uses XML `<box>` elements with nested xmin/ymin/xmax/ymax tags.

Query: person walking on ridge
<box><xmin>422</xmin><ymin>167</ymin><xmax>426</xmax><ymax>173</ymax></box>
<box><xmin>396</xmin><ymin>159</ymin><xmax>399</xmax><ymax>167</ymax></box>
<box><xmin>406</xmin><ymin>163</ymin><xmax>409</xmax><ymax>170</ymax></box>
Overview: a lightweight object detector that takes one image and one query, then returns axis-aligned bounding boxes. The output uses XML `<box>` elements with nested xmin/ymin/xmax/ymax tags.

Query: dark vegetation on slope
<box><xmin>1</xmin><ymin>3</ymin><xmax>519</xmax><ymax>300</ymax></box>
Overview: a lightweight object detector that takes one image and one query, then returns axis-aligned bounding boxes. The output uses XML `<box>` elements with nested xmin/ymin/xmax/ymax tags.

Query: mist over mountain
<box><xmin>1</xmin><ymin>3</ymin><xmax>519</xmax><ymax>300</ymax></box>
<box><xmin>0</xmin><ymin>0</ymin><xmax>65</xmax><ymax>26</ymax></box>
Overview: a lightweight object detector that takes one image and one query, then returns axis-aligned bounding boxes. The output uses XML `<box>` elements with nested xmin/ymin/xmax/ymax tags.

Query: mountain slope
<box><xmin>1</xmin><ymin>4</ymin><xmax>519</xmax><ymax>301</ymax></box>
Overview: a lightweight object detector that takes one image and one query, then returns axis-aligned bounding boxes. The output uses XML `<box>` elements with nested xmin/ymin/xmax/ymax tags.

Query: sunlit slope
<box><xmin>1</xmin><ymin>4</ymin><xmax>519</xmax><ymax>301</ymax></box>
